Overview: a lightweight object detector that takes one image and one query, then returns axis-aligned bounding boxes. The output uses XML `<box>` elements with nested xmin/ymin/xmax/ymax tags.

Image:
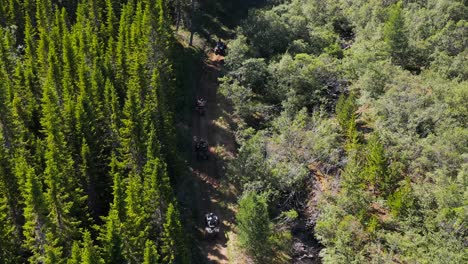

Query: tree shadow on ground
<box><xmin>198</xmin><ymin>0</ymin><xmax>269</xmax><ymax>42</ymax></box>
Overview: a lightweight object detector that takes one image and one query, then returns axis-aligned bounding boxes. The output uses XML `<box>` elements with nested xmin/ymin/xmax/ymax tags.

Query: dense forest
<box><xmin>222</xmin><ymin>0</ymin><xmax>467</xmax><ymax>263</ymax></box>
<box><xmin>0</xmin><ymin>0</ymin><xmax>466</xmax><ymax>263</ymax></box>
<box><xmin>0</xmin><ymin>0</ymin><xmax>191</xmax><ymax>263</ymax></box>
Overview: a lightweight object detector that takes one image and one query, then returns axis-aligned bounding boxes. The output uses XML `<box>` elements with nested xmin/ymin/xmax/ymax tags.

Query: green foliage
<box><xmin>224</xmin><ymin>1</ymin><xmax>467</xmax><ymax>262</ymax></box>
<box><xmin>335</xmin><ymin>93</ymin><xmax>357</xmax><ymax>134</ymax></box>
<box><xmin>387</xmin><ymin>178</ymin><xmax>413</xmax><ymax>217</ymax></box>
<box><xmin>161</xmin><ymin>202</ymin><xmax>188</xmax><ymax>264</ymax></box>
<box><xmin>68</xmin><ymin>242</ymin><xmax>81</xmax><ymax>264</ymax></box>
<box><xmin>79</xmin><ymin>230</ymin><xmax>103</xmax><ymax>264</ymax></box>
<box><xmin>143</xmin><ymin>240</ymin><xmax>160</xmax><ymax>264</ymax></box>
<box><xmin>0</xmin><ymin>0</ymin><xmax>186</xmax><ymax>263</ymax></box>
<box><xmin>383</xmin><ymin>2</ymin><xmax>408</xmax><ymax>66</ymax></box>
<box><xmin>237</xmin><ymin>191</ymin><xmax>272</xmax><ymax>263</ymax></box>
<box><xmin>363</xmin><ymin>133</ymin><xmax>391</xmax><ymax>194</ymax></box>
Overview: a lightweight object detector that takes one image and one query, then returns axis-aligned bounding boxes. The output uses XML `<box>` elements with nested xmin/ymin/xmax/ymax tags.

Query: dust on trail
<box><xmin>189</xmin><ymin>52</ymin><xmax>237</xmax><ymax>263</ymax></box>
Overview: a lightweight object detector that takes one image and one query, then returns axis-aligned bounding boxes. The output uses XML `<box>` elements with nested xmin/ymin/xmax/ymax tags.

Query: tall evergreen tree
<box><xmin>119</xmin><ymin>77</ymin><xmax>146</xmax><ymax>174</ymax></box>
<box><xmin>18</xmin><ymin>155</ymin><xmax>49</xmax><ymax>263</ymax></box>
<box><xmin>67</xmin><ymin>241</ymin><xmax>82</xmax><ymax>264</ymax></box>
<box><xmin>98</xmin><ymin>154</ymin><xmax>126</xmax><ymax>264</ymax></box>
<box><xmin>41</xmin><ymin>63</ymin><xmax>83</xmax><ymax>253</ymax></box>
<box><xmin>363</xmin><ymin>133</ymin><xmax>389</xmax><ymax>194</ymax></box>
<box><xmin>122</xmin><ymin>170</ymin><xmax>147</xmax><ymax>263</ymax></box>
<box><xmin>161</xmin><ymin>202</ymin><xmax>188</xmax><ymax>264</ymax></box>
<box><xmin>81</xmin><ymin>230</ymin><xmax>104</xmax><ymax>264</ymax></box>
<box><xmin>0</xmin><ymin>191</ymin><xmax>20</xmax><ymax>264</ymax></box>
<box><xmin>383</xmin><ymin>1</ymin><xmax>408</xmax><ymax>66</ymax></box>
<box><xmin>143</xmin><ymin>239</ymin><xmax>160</xmax><ymax>264</ymax></box>
<box><xmin>99</xmin><ymin>209</ymin><xmax>125</xmax><ymax>264</ymax></box>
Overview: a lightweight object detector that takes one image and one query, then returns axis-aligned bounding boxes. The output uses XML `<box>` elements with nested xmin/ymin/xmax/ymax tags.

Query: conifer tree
<box><xmin>23</xmin><ymin>14</ymin><xmax>41</xmax><ymax>104</ymax></box>
<box><xmin>87</xmin><ymin>0</ymin><xmax>104</xmax><ymax>31</ymax></box>
<box><xmin>61</xmin><ymin>26</ymin><xmax>78</xmax><ymax>145</ymax></box>
<box><xmin>384</xmin><ymin>1</ymin><xmax>408</xmax><ymax>66</ymax></box>
<box><xmin>142</xmin><ymin>131</ymin><xmax>173</xmax><ymax>241</ymax></box>
<box><xmin>122</xmin><ymin>169</ymin><xmax>147</xmax><ymax>263</ymax></box>
<box><xmin>115</xmin><ymin>3</ymin><xmax>134</xmax><ymax>96</ymax></box>
<box><xmin>81</xmin><ymin>230</ymin><xmax>104</xmax><ymax>264</ymax></box>
<box><xmin>143</xmin><ymin>239</ymin><xmax>160</xmax><ymax>264</ymax></box>
<box><xmin>68</xmin><ymin>241</ymin><xmax>82</xmax><ymax>264</ymax></box>
<box><xmin>161</xmin><ymin>202</ymin><xmax>188</xmax><ymax>264</ymax></box>
<box><xmin>98</xmin><ymin>155</ymin><xmax>126</xmax><ymax>264</ymax></box>
<box><xmin>18</xmin><ymin>155</ymin><xmax>49</xmax><ymax>263</ymax></box>
<box><xmin>335</xmin><ymin>93</ymin><xmax>357</xmax><ymax>134</ymax></box>
<box><xmin>110</xmin><ymin>153</ymin><xmax>125</xmax><ymax>221</ymax></box>
<box><xmin>0</xmin><ymin>56</ymin><xmax>23</xmax><ymax>246</ymax></box>
<box><xmin>119</xmin><ymin>78</ymin><xmax>146</xmax><ymax>174</ymax></box>
<box><xmin>99</xmin><ymin>209</ymin><xmax>125</xmax><ymax>264</ymax></box>
<box><xmin>41</xmin><ymin>65</ymin><xmax>83</xmax><ymax>253</ymax></box>
<box><xmin>12</xmin><ymin>63</ymin><xmax>36</xmax><ymax>149</ymax></box>
<box><xmin>105</xmin><ymin>0</ymin><xmax>118</xmax><ymax>38</ymax></box>
<box><xmin>43</xmin><ymin>231</ymin><xmax>63</xmax><ymax>264</ymax></box>
<box><xmin>0</xmin><ymin>193</ymin><xmax>20</xmax><ymax>264</ymax></box>
<box><xmin>104</xmin><ymin>79</ymin><xmax>121</xmax><ymax>146</ymax></box>
<box><xmin>35</xmin><ymin>0</ymin><xmax>53</xmax><ymax>33</ymax></box>
<box><xmin>0</xmin><ymin>89</ymin><xmax>22</xmax><ymax>240</ymax></box>
<box><xmin>363</xmin><ymin>133</ymin><xmax>388</xmax><ymax>194</ymax></box>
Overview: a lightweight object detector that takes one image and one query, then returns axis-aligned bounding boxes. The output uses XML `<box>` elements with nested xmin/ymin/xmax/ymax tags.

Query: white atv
<box><xmin>205</xmin><ymin>213</ymin><xmax>220</xmax><ymax>237</ymax></box>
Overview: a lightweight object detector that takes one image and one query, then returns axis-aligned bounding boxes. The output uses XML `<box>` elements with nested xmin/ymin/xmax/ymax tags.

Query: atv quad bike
<box><xmin>195</xmin><ymin>98</ymin><xmax>206</xmax><ymax>116</ymax></box>
<box><xmin>205</xmin><ymin>213</ymin><xmax>220</xmax><ymax>238</ymax></box>
<box><xmin>214</xmin><ymin>41</ymin><xmax>226</xmax><ymax>56</ymax></box>
<box><xmin>195</xmin><ymin>139</ymin><xmax>209</xmax><ymax>161</ymax></box>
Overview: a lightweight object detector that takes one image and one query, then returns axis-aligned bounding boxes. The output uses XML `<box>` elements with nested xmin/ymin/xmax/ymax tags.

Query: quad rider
<box><xmin>205</xmin><ymin>212</ymin><xmax>220</xmax><ymax>236</ymax></box>
<box><xmin>195</xmin><ymin>139</ymin><xmax>209</xmax><ymax>160</ymax></box>
<box><xmin>214</xmin><ymin>39</ymin><xmax>227</xmax><ymax>56</ymax></box>
<box><xmin>195</xmin><ymin>97</ymin><xmax>206</xmax><ymax>115</ymax></box>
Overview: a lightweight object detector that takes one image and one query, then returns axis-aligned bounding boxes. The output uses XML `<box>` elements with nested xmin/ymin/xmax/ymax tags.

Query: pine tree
<box><xmin>18</xmin><ymin>155</ymin><xmax>48</xmax><ymax>263</ymax></box>
<box><xmin>142</xmin><ymin>130</ymin><xmax>173</xmax><ymax>241</ymax></box>
<box><xmin>0</xmin><ymin>193</ymin><xmax>20</xmax><ymax>264</ymax></box>
<box><xmin>12</xmin><ymin>63</ymin><xmax>36</xmax><ymax>149</ymax></box>
<box><xmin>41</xmin><ymin>66</ymin><xmax>83</xmax><ymax>253</ymax></box>
<box><xmin>123</xmin><ymin>170</ymin><xmax>147</xmax><ymax>263</ymax></box>
<box><xmin>335</xmin><ymin>93</ymin><xmax>357</xmax><ymax>134</ymax></box>
<box><xmin>383</xmin><ymin>1</ymin><xmax>408</xmax><ymax>66</ymax></box>
<box><xmin>0</xmin><ymin>97</ymin><xmax>22</xmax><ymax>244</ymax></box>
<box><xmin>81</xmin><ymin>230</ymin><xmax>104</xmax><ymax>264</ymax></box>
<box><xmin>35</xmin><ymin>0</ymin><xmax>53</xmax><ymax>33</ymax></box>
<box><xmin>67</xmin><ymin>241</ymin><xmax>81</xmax><ymax>264</ymax></box>
<box><xmin>161</xmin><ymin>202</ymin><xmax>188</xmax><ymax>264</ymax></box>
<box><xmin>44</xmin><ymin>231</ymin><xmax>63</xmax><ymax>264</ymax></box>
<box><xmin>115</xmin><ymin>3</ymin><xmax>134</xmax><ymax>97</ymax></box>
<box><xmin>237</xmin><ymin>192</ymin><xmax>272</xmax><ymax>262</ymax></box>
<box><xmin>363</xmin><ymin>133</ymin><xmax>388</xmax><ymax>194</ymax></box>
<box><xmin>143</xmin><ymin>239</ymin><xmax>160</xmax><ymax>264</ymax></box>
<box><xmin>97</xmin><ymin>154</ymin><xmax>126</xmax><ymax>264</ymax></box>
<box><xmin>99</xmin><ymin>209</ymin><xmax>125</xmax><ymax>264</ymax></box>
<box><xmin>0</xmin><ymin>58</ymin><xmax>23</xmax><ymax>247</ymax></box>
<box><xmin>105</xmin><ymin>0</ymin><xmax>118</xmax><ymax>38</ymax></box>
<box><xmin>104</xmin><ymin>79</ymin><xmax>121</xmax><ymax>147</ymax></box>
<box><xmin>119</xmin><ymin>78</ymin><xmax>146</xmax><ymax>174</ymax></box>
<box><xmin>61</xmin><ymin>26</ymin><xmax>78</xmax><ymax>147</ymax></box>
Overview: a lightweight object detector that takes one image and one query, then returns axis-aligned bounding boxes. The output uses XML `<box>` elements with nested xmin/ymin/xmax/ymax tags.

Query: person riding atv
<box><xmin>205</xmin><ymin>212</ymin><xmax>220</xmax><ymax>237</ymax></box>
<box><xmin>195</xmin><ymin>139</ymin><xmax>209</xmax><ymax>160</ymax></box>
<box><xmin>214</xmin><ymin>39</ymin><xmax>227</xmax><ymax>56</ymax></box>
<box><xmin>195</xmin><ymin>98</ymin><xmax>206</xmax><ymax>115</ymax></box>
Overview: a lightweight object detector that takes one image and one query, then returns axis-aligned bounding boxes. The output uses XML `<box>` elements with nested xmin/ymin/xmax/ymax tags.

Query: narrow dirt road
<box><xmin>189</xmin><ymin>52</ymin><xmax>237</xmax><ymax>263</ymax></box>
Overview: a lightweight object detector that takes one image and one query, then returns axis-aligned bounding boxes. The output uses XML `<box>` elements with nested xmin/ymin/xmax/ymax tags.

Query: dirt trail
<box><xmin>189</xmin><ymin>52</ymin><xmax>237</xmax><ymax>263</ymax></box>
